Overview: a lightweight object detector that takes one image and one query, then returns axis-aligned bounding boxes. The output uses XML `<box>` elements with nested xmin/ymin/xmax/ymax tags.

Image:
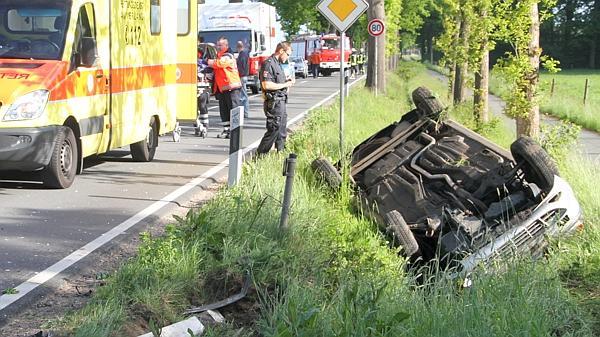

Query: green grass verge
<box><xmin>490</xmin><ymin>69</ymin><xmax>600</xmax><ymax>132</ymax></box>
<box><xmin>53</xmin><ymin>62</ymin><xmax>598</xmax><ymax>336</ymax></box>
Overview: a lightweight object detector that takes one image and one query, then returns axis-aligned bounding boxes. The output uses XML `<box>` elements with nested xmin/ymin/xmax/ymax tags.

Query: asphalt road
<box><xmin>0</xmin><ymin>73</ymin><xmax>358</xmax><ymax>324</ymax></box>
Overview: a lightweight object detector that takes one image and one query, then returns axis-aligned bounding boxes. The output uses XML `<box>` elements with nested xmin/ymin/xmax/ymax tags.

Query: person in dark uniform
<box><xmin>256</xmin><ymin>42</ymin><xmax>295</xmax><ymax>154</ymax></box>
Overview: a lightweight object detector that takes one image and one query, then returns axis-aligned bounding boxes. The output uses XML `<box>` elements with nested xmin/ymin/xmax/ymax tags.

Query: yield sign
<box><xmin>317</xmin><ymin>0</ymin><xmax>369</xmax><ymax>32</ymax></box>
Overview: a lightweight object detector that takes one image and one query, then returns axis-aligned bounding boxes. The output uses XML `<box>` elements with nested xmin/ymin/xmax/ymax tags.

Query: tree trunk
<box><xmin>366</xmin><ymin>0</ymin><xmax>386</xmax><ymax>94</ymax></box>
<box><xmin>474</xmin><ymin>7</ymin><xmax>489</xmax><ymax>124</ymax></box>
<box><xmin>453</xmin><ymin>10</ymin><xmax>469</xmax><ymax>104</ymax></box>
<box><xmin>591</xmin><ymin>0</ymin><xmax>600</xmax><ymax>69</ymax></box>
<box><xmin>449</xmin><ymin>63</ymin><xmax>456</xmax><ymax>100</ymax></box>
<box><xmin>517</xmin><ymin>2</ymin><xmax>541</xmax><ymax>138</ymax></box>
<box><xmin>429</xmin><ymin>38</ymin><xmax>434</xmax><ymax>64</ymax></box>
<box><xmin>591</xmin><ymin>39</ymin><xmax>597</xmax><ymax>69</ymax></box>
<box><xmin>474</xmin><ymin>50</ymin><xmax>490</xmax><ymax>124</ymax></box>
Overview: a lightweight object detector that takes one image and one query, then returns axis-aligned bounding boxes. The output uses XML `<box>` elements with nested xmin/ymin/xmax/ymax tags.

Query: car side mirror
<box><xmin>78</xmin><ymin>37</ymin><xmax>98</xmax><ymax>67</ymax></box>
<box><xmin>261</xmin><ymin>45</ymin><xmax>267</xmax><ymax>51</ymax></box>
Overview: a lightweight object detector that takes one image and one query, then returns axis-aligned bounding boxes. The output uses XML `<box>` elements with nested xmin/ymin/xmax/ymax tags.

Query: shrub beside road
<box><xmin>53</xmin><ymin>64</ymin><xmax>598</xmax><ymax>336</ymax></box>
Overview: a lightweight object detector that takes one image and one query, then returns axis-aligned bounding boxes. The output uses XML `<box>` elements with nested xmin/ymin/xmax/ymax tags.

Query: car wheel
<box><xmin>412</xmin><ymin>87</ymin><xmax>444</xmax><ymax>118</ymax></box>
<box><xmin>383</xmin><ymin>210</ymin><xmax>420</xmax><ymax>257</ymax></box>
<box><xmin>42</xmin><ymin>126</ymin><xmax>78</xmax><ymax>189</ymax></box>
<box><xmin>131</xmin><ymin>116</ymin><xmax>158</xmax><ymax>162</ymax></box>
<box><xmin>311</xmin><ymin>157</ymin><xmax>342</xmax><ymax>191</ymax></box>
<box><xmin>250</xmin><ymin>85</ymin><xmax>259</xmax><ymax>94</ymax></box>
<box><xmin>510</xmin><ymin>136</ymin><xmax>559</xmax><ymax>192</ymax></box>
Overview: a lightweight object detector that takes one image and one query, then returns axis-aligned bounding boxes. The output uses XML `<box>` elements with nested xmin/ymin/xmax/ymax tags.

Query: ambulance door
<box><xmin>66</xmin><ymin>3</ymin><xmax>109</xmax><ymax>157</ymax></box>
<box><xmin>175</xmin><ymin>0</ymin><xmax>197</xmax><ymax>120</ymax></box>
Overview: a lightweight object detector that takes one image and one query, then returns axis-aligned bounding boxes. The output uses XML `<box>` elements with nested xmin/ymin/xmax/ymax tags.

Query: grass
<box><xmin>490</xmin><ymin>69</ymin><xmax>600</xmax><ymax>132</ymax></box>
<box><xmin>52</xmin><ymin>62</ymin><xmax>599</xmax><ymax>336</ymax></box>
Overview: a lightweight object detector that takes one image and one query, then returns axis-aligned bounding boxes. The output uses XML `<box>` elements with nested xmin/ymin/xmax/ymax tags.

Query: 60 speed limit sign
<box><xmin>368</xmin><ymin>19</ymin><xmax>385</xmax><ymax>37</ymax></box>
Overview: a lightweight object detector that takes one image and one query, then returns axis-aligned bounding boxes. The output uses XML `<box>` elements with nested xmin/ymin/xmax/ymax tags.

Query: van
<box><xmin>0</xmin><ymin>0</ymin><xmax>197</xmax><ymax>188</ymax></box>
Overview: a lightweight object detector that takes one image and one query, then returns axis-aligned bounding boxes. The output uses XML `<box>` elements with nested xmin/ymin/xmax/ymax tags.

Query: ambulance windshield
<box><xmin>0</xmin><ymin>1</ymin><xmax>70</xmax><ymax>60</ymax></box>
<box><xmin>199</xmin><ymin>30</ymin><xmax>252</xmax><ymax>53</ymax></box>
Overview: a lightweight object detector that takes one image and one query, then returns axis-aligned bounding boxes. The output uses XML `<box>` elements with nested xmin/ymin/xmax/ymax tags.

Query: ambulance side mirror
<box><xmin>77</xmin><ymin>37</ymin><xmax>98</xmax><ymax>68</ymax></box>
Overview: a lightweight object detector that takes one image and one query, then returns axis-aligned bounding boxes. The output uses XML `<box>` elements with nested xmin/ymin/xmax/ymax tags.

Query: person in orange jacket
<box><xmin>208</xmin><ymin>37</ymin><xmax>242</xmax><ymax>138</ymax></box>
<box><xmin>309</xmin><ymin>52</ymin><xmax>320</xmax><ymax>79</ymax></box>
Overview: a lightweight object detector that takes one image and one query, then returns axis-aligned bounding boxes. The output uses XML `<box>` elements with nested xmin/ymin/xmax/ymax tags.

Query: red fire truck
<box><xmin>292</xmin><ymin>34</ymin><xmax>351</xmax><ymax>76</ymax></box>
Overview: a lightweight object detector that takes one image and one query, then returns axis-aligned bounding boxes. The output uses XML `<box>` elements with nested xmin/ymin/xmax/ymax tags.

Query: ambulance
<box><xmin>198</xmin><ymin>2</ymin><xmax>280</xmax><ymax>94</ymax></box>
<box><xmin>0</xmin><ymin>0</ymin><xmax>198</xmax><ymax>188</ymax></box>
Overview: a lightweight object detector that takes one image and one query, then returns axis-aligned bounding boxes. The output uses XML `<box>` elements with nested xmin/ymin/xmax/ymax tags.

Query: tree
<box><xmin>472</xmin><ymin>0</ymin><xmax>494</xmax><ymax>124</ymax></box>
<box><xmin>366</xmin><ymin>0</ymin><xmax>386</xmax><ymax>94</ymax></box>
<box><xmin>453</xmin><ymin>2</ymin><xmax>471</xmax><ymax>104</ymax></box>
<box><xmin>586</xmin><ymin>0</ymin><xmax>600</xmax><ymax>68</ymax></box>
<box><xmin>494</xmin><ymin>0</ymin><xmax>558</xmax><ymax>137</ymax></box>
<box><xmin>263</xmin><ymin>0</ymin><xmax>329</xmax><ymax>37</ymax></box>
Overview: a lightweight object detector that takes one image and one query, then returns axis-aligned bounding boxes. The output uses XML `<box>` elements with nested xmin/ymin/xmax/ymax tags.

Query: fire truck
<box><xmin>198</xmin><ymin>2</ymin><xmax>281</xmax><ymax>94</ymax></box>
<box><xmin>292</xmin><ymin>34</ymin><xmax>351</xmax><ymax>76</ymax></box>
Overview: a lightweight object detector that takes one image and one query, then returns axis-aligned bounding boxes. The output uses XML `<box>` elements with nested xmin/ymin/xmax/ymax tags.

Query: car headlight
<box><xmin>3</xmin><ymin>90</ymin><xmax>49</xmax><ymax>121</ymax></box>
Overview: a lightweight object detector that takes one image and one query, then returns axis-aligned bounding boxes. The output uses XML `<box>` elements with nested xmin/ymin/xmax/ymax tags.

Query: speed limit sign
<box><xmin>368</xmin><ymin>19</ymin><xmax>385</xmax><ymax>37</ymax></box>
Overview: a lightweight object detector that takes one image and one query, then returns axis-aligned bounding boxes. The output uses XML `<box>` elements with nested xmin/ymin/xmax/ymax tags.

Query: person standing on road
<box><xmin>236</xmin><ymin>41</ymin><xmax>250</xmax><ymax>118</ymax></box>
<box><xmin>310</xmin><ymin>52</ymin><xmax>320</xmax><ymax>79</ymax></box>
<box><xmin>209</xmin><ymin>37</ymin><xmax>242</xmax><ymax>139</ymax></box>
<box><xmin>256</xmin><ymin>42</ymin><xmax>295</xmax><ymax>155</ymax></box>
<box><xmin>357</xmin><ymin>49</ymin><xmax>365</xmax><ymax>75</ymax></box>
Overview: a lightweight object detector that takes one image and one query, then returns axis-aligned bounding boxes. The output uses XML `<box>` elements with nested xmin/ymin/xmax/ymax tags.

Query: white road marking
<box><xmin>0</xmin><ymin>75</ymin><xmax>365</xmax><ymax>312</ymax></box>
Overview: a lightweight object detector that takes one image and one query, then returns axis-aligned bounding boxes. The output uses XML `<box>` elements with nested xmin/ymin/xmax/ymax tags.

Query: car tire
<box><xmin>250</xmin><ymin>85</ymin><xmax>259</xmax><ymax>94</ymax></box>
<box><xmin>311</xmin><ymin>157</ymin><xmax>342</xmax><ymax>190</ymax></box>
<box><xmin>411</xmin><ymin>87</ymin><xmax>444</xmax><ymax>118</ymax></box>
<box><xmin>42</xmin><ymin>126</ymin><xmax>78</xmax><ymax>189</ymax></box>
<box><xmin>131</xmin><ymin>116</ymin><xmax>158</xmax><ymax>162</ymax></box>
<box><xmin>383</xmin><ymin>210</ymin><xmax>420</xmax><ymax>257</ymax></box>
<box><xmin>510</xmin><ymin>136</ymin><xmax>559</xmax><ymax>192</ymax></box>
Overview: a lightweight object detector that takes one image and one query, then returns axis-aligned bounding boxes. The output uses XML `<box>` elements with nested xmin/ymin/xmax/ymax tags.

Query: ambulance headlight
<box><xmin>3</xmin><ymin>90</ymin><xmax>49</xmax><ymax>121</ymax></box>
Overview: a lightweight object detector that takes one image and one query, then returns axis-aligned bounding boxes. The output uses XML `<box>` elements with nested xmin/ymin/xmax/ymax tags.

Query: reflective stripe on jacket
<box><xmin>213</xmin><ymin>51</ymin><xmax>242</xmax><ymax>93</ymax></box>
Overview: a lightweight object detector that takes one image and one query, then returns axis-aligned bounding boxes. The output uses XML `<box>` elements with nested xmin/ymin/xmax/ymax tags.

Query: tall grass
<box><xmin>490</xmin><ymin>69</ymin><xmax>600</xmax><ymax>132</ymax></box>
<box><xmin>55</xmin><ymin>63</ymin><xmax>598</xmax><ymax>336</ymax></box>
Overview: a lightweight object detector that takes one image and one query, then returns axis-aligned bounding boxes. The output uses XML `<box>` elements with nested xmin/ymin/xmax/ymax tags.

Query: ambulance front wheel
<box><xmin>131</xmin><ymin>117</ymin><xmax>158</xmax><ymax>162</ymax></box>
<box><xmin>42</xmin><ymin>126</ymin><xmax>78</xmax><ymax>189</ymax></box>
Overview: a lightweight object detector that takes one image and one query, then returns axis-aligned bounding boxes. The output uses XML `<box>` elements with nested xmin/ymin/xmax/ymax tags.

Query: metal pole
<box><xmin>279</xmin><ymin>153</ymin><xmax>297</xmax><ymax>230</ymax></box>
<box><xmin>550</xmin><ymin>78</ymin><xmax>555</xmax><ymax>97</ymax></box>
<box><xmin>340</xmin><ymin>31</ymin><xmax>345</xmax><ymax>156</ymax></box>
<box><xmin>584</xmin><ymin>78</ymin><xmax>589</xmax><ymax>105</ymax></box>
<box><xmin>374</xmin><ymin>35</ymin><xmax>378</xmax><ymax>97</ymax></box>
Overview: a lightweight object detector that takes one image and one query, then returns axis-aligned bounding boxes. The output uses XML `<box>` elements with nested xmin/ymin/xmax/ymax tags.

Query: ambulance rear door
<box><xmin>175</xmin><ymin>0</ymin><xmax>197</xmax><ymax>121</ymax></box>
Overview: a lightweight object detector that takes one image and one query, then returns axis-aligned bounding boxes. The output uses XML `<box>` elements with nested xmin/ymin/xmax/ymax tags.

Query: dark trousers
<box><xmin>216</xmin><ymin>88</ymin><xmax>241</xmax><ymax>128</ymax></box>
<box><xmin>257</xmin><ymin>98</ymin><xmax>287</xmax><ymax>154</ymax></box>
<box><xmin>311</xmin><ymin>64</ymin><xmax>319</xmax><ymax>78</ymax></box>
<box><xmin>196</xmin><ymin>91</ymin><xmax>209</xmax><ymax>127</ymax></box>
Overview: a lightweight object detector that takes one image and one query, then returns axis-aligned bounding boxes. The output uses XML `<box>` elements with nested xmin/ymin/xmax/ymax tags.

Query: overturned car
<box><xmin>312</xmin><ymin>87</ymin><xmax>582</xmax><ymax>274</ymax></box>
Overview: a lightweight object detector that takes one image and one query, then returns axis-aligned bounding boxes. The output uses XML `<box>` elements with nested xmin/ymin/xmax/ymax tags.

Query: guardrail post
<box><xmin>279</xmin><ymin>153</ymin><xmax>297</xmax><ymax>230</ymax></box>
<box><xmin>228</xmin><ymin>106</ymin><xmax>244</xmax><ymax>187</ymax></box>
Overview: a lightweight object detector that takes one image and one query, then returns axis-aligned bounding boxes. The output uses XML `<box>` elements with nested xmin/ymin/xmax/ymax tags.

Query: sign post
<box><xmin>317</xmin><ymin>0</ymin><xmax>368</xmax><ymax>158</ymax></box>
<box><xmin>368</xmin><ymin>19</ymin><xmax>385</xmax><ymax>97</ymax></box>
